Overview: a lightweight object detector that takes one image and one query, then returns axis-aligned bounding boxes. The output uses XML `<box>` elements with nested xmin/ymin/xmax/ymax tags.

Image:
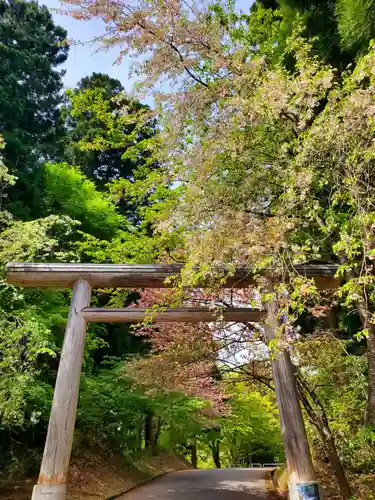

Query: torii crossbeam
<box><xmin>6</xmin><ymin>262</ymin><xmax>338</xmax><ymax>500</ymax></box>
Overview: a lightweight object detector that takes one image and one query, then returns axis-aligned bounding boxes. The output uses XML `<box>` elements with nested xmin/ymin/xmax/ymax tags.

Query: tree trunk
<box><xmin>191</xmin><ymin>443</ymin><xmax>198</xmax><ymax>468</ymax></box>
<box><xmin>297</xmin><ymin>374</ymin><xmax>352</xmax><ymax>499</ymax></box>
<box><xmin>366</xmin><ymin>324</ymin><xmax>375</xmax><ymax>426</ymax></box>
<box><xmin>358</xmin><ymin>303</ymin><xmax>375</xmax><ymax>426</ymax></box>
<box><xmin>324</xmin><ymin>435</ymin><xmax>351</xmax><ymax>499</ymax></box>
<box><xmin>211</xmin><ymin>441</ymin><xmax>221</xmax><ymax>468</ymax></box>
<box><xmin>144</xmin><ymin>412</ymin><xmax>153</xmax><ymax>449</ymax></box>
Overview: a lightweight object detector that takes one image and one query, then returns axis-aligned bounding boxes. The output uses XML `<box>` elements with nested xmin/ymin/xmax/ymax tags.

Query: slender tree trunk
<box><xmin>324</xmin><ymin>435</ymin><xmax>351</xmax><ymax>499</ymax></box>
<box><xmin>211</xmin><ymin>441</ymin><xmax>221</xmax><ymax>468</ymax></box>
<box><xmin>144</xmin><ymin>412</ymin><xmax>153</xmax><ymax>449</ymax></box>
<box><xmin>134</xmin><ymin>425</ymin><xmax>143</xmax><ymax>456</ymax></box>
<box><xmin>253</xmin><ymin>364</ymin><xmax>350</xmax><ymax>497</ymax></box>
<box><xmin>191</xmin><ymin>443</ymin><xmax>198</xmax><ymax>468</ymax></box>
<box><xmin>358</xmin><ymin>302</ymin><xmax>375</xmax><ymax>426</ymax></box>
<box><xmin>316</xmin><ymin>422</ymin><xmax>351</xmax><ymax>500</ymax></box>
<box><xmin>366</xmin><ymin>324</ymin><xmax>375</xmax><ymax>426</ymax></box>
<box><xmin>297</xmin><ymin>374</ymin><xmax>352</xmax><ymax>499</ymax></box>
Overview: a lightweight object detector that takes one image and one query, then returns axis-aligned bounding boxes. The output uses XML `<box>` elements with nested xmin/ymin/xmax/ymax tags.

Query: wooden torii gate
<box><xmin>6</xmin><ymin>262</ymin><xmax>339</xmax><ymax>500</ymax></box>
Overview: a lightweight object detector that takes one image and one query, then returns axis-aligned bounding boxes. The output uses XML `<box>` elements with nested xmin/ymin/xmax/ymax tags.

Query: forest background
<box><xmin>2</xmin><ymin>0</ymin><xmax>375</xmax><ymax>498</ymax></box>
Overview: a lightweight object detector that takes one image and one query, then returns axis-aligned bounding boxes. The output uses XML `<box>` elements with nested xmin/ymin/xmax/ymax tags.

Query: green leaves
<box><xmin>0</xmin><ymin>313</ymin><xmax>56</xmax><ymax>426</ymax></box>
<box><xmin>0</xmin><ymin>214</ymin><xmax>79</xmax><ymax>263</ymax></box>
<box><xmin>63</xmin><ymin>74</ymin><xmax>159</xmax><ymax>194</ymax></box>
<box><xmin>336</xmin><ymin>0</ymin><xmax>375</xmax><ymax>54</ymax></box>
<box><xmin>218</xmin><ymin>383</ymin><xmax>283</xmax><ymax>466</ymax></box>
<box><xmin>0</xmin><ymin>0</ymin><xmax>68</xmax><ymax>218</ymax></box>
<box><xmin>43</xmin><ymin>162</ymin><xmax>125</xmax><ymax>239</ymax></box>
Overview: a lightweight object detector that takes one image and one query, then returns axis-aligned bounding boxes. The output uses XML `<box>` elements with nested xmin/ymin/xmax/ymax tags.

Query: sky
<box><xmin>43</xmin><ymin>0</ymin><xmax>252</xmax><ymax>94</ymax></box>
<box><xmin>43</xmin><ymin>0</ymin><xmax>137</xmax><ymax>91</ymax></box>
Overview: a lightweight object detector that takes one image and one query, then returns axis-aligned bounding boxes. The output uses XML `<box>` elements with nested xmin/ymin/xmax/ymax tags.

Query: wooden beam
<box><xmin>6</xmin><ymin>262</ymin><xmax>339</xmax><ymax>289</ymax></box>
<box><xmin>32</xmin><ymin>280</ymin><xmax>91</xmax><ymax>500</ymax></box>
<box><xmin>264</xmin><ymin>289</ymin><xmax>320</xmax><ymax>500</ymax></box>
<box><xmin>80</xmin><ymin>307</ymin><xmax>266</xmax><ymax>323</ymax></box>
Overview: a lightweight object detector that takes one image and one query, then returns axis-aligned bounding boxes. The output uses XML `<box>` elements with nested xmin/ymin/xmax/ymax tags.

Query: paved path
<box><xmin>120</xmin><ymin>469</ymin><xmax>279</xmax><ymax>500</ymax></box>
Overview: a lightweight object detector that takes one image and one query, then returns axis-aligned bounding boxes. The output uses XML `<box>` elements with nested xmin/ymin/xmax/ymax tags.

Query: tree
<box><xmin>275</xmin><ymin>0</ymin><xmax>344</xmax><ymax>65</ymax></box>
<box><xmin>0</xmin><ymin>0</ymin><xmax>68</xmax><ymax>218</ymax></box>
<box><xmin>219</xmin><ymin>383</ymin><xmax>283</xmax><ymax>467</ymax></box>
<box><xmin>260</xmin><ymin>0</ymin><xmax>375</xmax><ymax>64</ymax></box>
<box><xmin>336</xmin><ymin>0</ymin><xmax>375</xmax><ymax>55</ymax></box>
<box><xmin>0</xmin><ymin>162</ymin><xmax>158</xmax><ymax>475</ymax></box>
<box><xmin>63</xmin><ymin>73</ymin><xmax>158</xmax><ymax>193</ymax></box>
<box><xmin>126</xmin><ymin>289</ymin><xmax>285</xmax><ymax>468</ymax></box>
<box><xmin>42</xmin><ymin>162</ymin><xmax>125</xmax><ymax>240</ymax></box>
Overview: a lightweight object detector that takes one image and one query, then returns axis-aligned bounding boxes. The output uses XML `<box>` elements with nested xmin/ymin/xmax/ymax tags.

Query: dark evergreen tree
<box><xmin>273</xmin><ymin>0</ymin><xmax>344</xmax><ymax>66</ymax></box>
<box><xmin>336</xmin><ymin>0</ymin><xmax>375</xmax><ymax>55</ymax></box>
<box><xmin>257</xmin><ymin>0</ymin><xmax>278</xmax><ymax>8</ymax></box>
<box><xmin>0</xmin><ymin>0</ymin><xmax>68</xmax><ymax>218</ymax></box>
<box><xmin>257</xmin><ymin>0</ymin><xmax>375</xmax><ymax>66</ymax></box>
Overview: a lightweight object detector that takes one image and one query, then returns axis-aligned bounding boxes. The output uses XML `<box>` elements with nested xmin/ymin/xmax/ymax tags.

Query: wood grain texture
<box><xmin>37</xmin><ymin>280</ymin><xmax>91</xmax><ymax>486</ymax></box>
<box><xmin>80</xmin><ymin>307</ymin><xmax>266</xmax><ymax>323</ymax></box>
<box><xmin>264</xmin><ymin>294</ymin><xmax>316</xmax><ymax>487</ymax></box>
<box><xmin>6</xmin><ymin>262</ymin><xmax>339</xmax><ymax>289</ymax></box>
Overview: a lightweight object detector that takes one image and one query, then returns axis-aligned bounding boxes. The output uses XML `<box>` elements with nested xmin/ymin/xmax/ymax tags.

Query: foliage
<box><xmin>219</xmin><ymin>383</ymin><xmax>283</xmax><ymax>466</ymax></box>
<box><xmin>3</xmin><ymin>1</ymin><xmax>375</xmax><ymax>498</ymax></box>
<box><xmin>336</xmin><ymin>0</ymin><xmax>375</xmax><ymax>54</ymax></box>
<box><xmin>0</xmin><ymin>312</ymin><xmax>55</xmax><ymax>426</ymax></box>
<box><xmin>58</xmin><ymin>0</ymin><xmax>375</xmax><ymax>495</ymax></box>
<box><xmin>0</xmin><ymin>214</ymin><xmax>79</xmax><ymax>263</ymax></box>
<box><xmin>76</xmin><ymin>360</ymin><xmax>214</xmax><ymax>458</ymax></box>
<box><xmin>0</xmin><ymin>135</ymin><xmax>16</xmax><ymax>193</ymax></box>
<box><xmin>0</xmin><ymin>0</ymin><xmax>68</xmax><ymax>218</ymax></box>
<box><xmin>260</xmin><ymin>0</ymin><xmax>375</xmax><ymax>64</ymax></box>
<box><xmin>63</xmin><ymin>73</ymin><xmax>158</xmax><ymax>197</ymax></box>
<box><xmin>42</xmin><ymin>162</ymin><xmax>125</xmax><ymax>239</ymax></box>
<box><xmin>0</xmin><ymin>211</ymin><xmax>77</xmax><ymax>431</ymax></box>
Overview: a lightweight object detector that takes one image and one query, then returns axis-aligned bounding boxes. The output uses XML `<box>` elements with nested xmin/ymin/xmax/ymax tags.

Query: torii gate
<box><xmin>6</xmin><ymin>262</ymin><xmax>339</xmax><ymax>500</ymax></box>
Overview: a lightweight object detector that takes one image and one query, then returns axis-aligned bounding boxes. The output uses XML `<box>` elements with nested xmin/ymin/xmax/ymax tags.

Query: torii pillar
<box><xmin>32</xmin><ymin>280</ymin><xmax>91</xmax><ymax>500</ymax></box>
<box><xmin>265</xmin><ymin>292</ymin><xmax>320</xmax><ymax>500</ymax></box>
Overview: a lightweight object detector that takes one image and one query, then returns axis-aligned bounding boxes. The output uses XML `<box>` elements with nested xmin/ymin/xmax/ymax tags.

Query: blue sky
<box><xmin>43</xmin><ymin>0</ymin><xmax>137</xmax><ymax>91</ymax></box>
<box><xmin>43</xmin><ymin>0</ymin><xmax>252</xmax><ymax>93</ymax></box>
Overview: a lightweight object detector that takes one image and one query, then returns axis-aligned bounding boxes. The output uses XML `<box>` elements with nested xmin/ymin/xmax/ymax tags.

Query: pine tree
<box><xmin>0</xmin><ymin>0</ymin><xmax>68</xmax><ymax>218</ymax></box>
